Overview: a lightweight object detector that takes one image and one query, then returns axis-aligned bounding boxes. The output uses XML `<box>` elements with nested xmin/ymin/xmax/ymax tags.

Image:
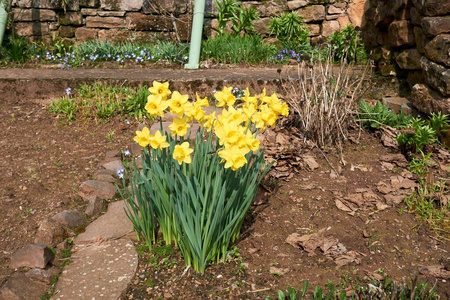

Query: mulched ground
<box><xmin>0</xmin><ymin>80</ymin><xmax>449</xmax><ymax>299</ymax></box>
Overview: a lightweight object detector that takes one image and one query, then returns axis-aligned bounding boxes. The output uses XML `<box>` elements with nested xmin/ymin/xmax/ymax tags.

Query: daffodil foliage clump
<box><xmin>121</xmin><ymin>81</ymin><xmax>288</xmax><ymax>273</ymax></box>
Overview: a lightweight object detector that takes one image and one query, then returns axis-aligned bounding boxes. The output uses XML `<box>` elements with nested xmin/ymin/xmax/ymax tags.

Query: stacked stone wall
<box><xmin>9</xmin><ymin>0</ymin><xmax>367</xmax><ymax>44</ymax></box>
<box><xmin>363</xmin><ymin>0</ymin><xmax>450</xmax><ymax>113</ymax></box>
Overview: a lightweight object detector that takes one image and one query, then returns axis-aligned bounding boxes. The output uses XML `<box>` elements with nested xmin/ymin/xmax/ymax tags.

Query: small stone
<box><xmin>9</xmin><ymin>243</ymin><xmax>54</xmax><ymax>269</ymax></box>
<box><xmin>78</xmin><ymin>180</ymin><xmax>118</xmax><ymax>201</ymax></box>
<box><xmin>35</xmin><ymin>218</ymin><xmax>68</xmax><ymax>247</ymax></box>
<box><xmin>130</xmin><ymin>143</ymin><xmax>143</xmax><ymax>156</ymax></box>
<box><xmin>105</xmin><ymin>149</ymin><xmax>121</xmax><ymax>158</ymax></box>
<box><xmin>85</xmin><ymin>195</ymin><xmax>104</xmax><ymax>217</ymax></box>
<box><xmin>102</xmin><ymin>159</ymin><xmax>124</xmax><ymax>172</ymax></box>
<box><xmin>52</xmin><ymin>210</ymin><xmax>85</xmax><ymax>229</ymax></box>
<box><xmin>96</xmin><ymin>173</ymin><xmax>116</xmax><ymax>183</ymax></box>
<box><xmin>0</xmin><ymin>273</ymin><xmax>47</xmax><ymax>300</ymax></box>
<box><xmin>25</xmin><ymin>268</ymin><xmax>51</xmax><ymax>284</ymax></box>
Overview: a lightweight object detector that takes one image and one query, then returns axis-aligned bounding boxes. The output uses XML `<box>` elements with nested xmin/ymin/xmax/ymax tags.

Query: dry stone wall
<box><xmin>363</xmin><ymin>0</ymin><xmax>450</xmax><ymax>114</ymax></box>
<box><xmin>10</xmin><ymin>0</ymin><xmax>367</xmax><ymax>44</ymax></box>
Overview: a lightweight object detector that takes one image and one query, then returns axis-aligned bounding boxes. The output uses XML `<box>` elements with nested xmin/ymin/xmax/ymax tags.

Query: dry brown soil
<box><xmin>0</xmin><ymin>82</ymin><xmax>449</xmax><ymax>299</ymax></box>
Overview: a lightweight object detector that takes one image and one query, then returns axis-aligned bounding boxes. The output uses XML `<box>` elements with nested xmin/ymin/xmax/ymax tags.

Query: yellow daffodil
<box><xmin>218</xmin><ymin>145</ymin><xmax>248</xmax><ymax>171</ymax></box>
<box><xmin>148</xmin><ymin>130</ymin><xmax>170</xmax><ymax>150</ymax></box>
<box><xmin>259</xmin><ymin>88</ymin><xmax>272</xmax><ymax>103</ymax></box>
<box><xmin>215</xmin><ymin>122</ymin><xmax>244</xmax><ymax>146</ymax></box>
<box><xmin>242</xmin><ymin>103</ymin><xmax>257</xmax><ymax>121</ymax></box>
<box><xmin>244</xmin><ymin>131</ymin><xmax>260</xmax><ymax>151</ymax></box>
<box><xmin>173</xmin><ymin>142</ymin><xmax>193</xmax><ymax>165</ymax></box>
<box><xmin>133</xmin><ymin>127</ymin><xmax>152</xmax><ymax>147</ymax></box>
<box><xmin>268</xmin><ymin>94</ymin><xmax>289</xmax><ymax>117</ymax></box>
<box><xmin>169</xmin><ymin>117</ymin><xmax>190</xmax><ymax>137</ymax></box>
<box><xmin>145</xmin><ymin>94</ymin><xmax>169</xmax><ymax>118</ymax></box>
<box><xmin>202</xmin><ymin>112</ymin><xmax>216</xmax><ymax>132</ymax></box>
<box><xmin>169</xmin><ymin>91</ymin><xmax>191</xmax><ymax>117</ymax></box>
<box><xmin>148</xmin><ymin>81</ymin><xmax>171</xmax><ymax>100</ymax></box>
<box><xmin>185</xmin><ymin>104</ymin><xmax>206</xmax><ymax>123</ymax></box>
<box><xmin>242</xmin><ymin>88</ymin><xmax>258</xmax><ymax>106</ymax></box>
<box><xmin>217</xmin><ymin>106</ymin><xmax>246</xmax><ymax>125</ymax></box>
<box><xmin>214</xmin><ymin>86</ymin><xmax>236</xmax><ymax>107</ymax></box>
<box><xmin>253</xmin><ymin>104</ymin><xmax>278</xmax><ymax>129</ymax></box>
<box><xmin>195</xmin><ymin>93</ymin><xmax>209</xmax><ymax>107</ymax></box>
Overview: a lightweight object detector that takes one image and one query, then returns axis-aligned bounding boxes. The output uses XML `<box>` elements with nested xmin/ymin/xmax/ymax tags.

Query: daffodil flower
<box><xmin>148</xmin><ymin>81</ymin><xmax>171</xmax><ymax>100</ymax></box>
<box><xmin>218</xmin><ymin>145</ymin><xmax>248</xmax><ymax>171</ymax></box>
<box><xmin>214</xmin><ymin>86</ymin><xmax>236</xmax><ymax>107</ymax></box>
<box><xmin>134</xmin><ymin>127</ymin><xmax>152</xmax><ymax>147</ymax></box>
<box><xmin>149</xmin><ymin>131</ymin><xmax>170</xmax><ymax>150</ymax></box>
<box><xmin>173</xmin><ymin>142</ymin><xmax>193</xmax><ymax>165</ymax></box>
<box><xmin>169</xmin><ymin>91</ymin><xmax>191</xmax><ymax>117</ymax></box>
<box><xmin>145</xmin><ymin>94</ymin><xmax>169</xmax><ymax>118</ymax></box>
<box><xmin>169</xmin><ymin>117</ymin><xmax>190</xmax><ymax>137</ymax></box>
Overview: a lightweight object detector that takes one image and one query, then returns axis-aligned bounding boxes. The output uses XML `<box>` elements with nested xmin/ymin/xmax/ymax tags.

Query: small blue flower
<box><xmin>116</xmin><ymin>167</ymin><xmax>125</xmax><ymax>179</ymax></box>
<box><xmin>65</xmin><ymin>87</ymin><xmax>72</xmax><ymax>95</ymax></box>
<box><xmin>123</xmin><ymin>150</ymin><xmax>131</xmax><ymax>157</ymax></box>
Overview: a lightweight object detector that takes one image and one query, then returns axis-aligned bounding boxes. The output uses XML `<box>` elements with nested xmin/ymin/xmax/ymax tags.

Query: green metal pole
<box><xmin>0</xmin><ymin>2</ymin><xmax>7</xmax><ymax>46</ymax></box>
<box><xmin>185</xmin><ymin>0</ymin><xmax>206</xmax><ymax>69</ymax></box>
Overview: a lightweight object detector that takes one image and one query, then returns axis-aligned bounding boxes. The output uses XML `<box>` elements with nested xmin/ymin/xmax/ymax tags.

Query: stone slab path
<box><xmin>51</xmin><ymin>201</ymin><xmax>137</xmax><ymax>300</ymax></box>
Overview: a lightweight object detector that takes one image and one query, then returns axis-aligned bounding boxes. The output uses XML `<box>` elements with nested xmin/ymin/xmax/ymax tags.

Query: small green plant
<box><xmin>49</xmin><ymin>97</ymin><xmax>77</xmax><ymax>121</ymax></box>
<box><xmin>50</xmin><ymin>83</ymin><xmax>151</xmax><ymax>121</ymax></box>
<box><xmin>202</xmin><ymin>33</ymin><xmax>277</xmax><ymax>64</ymax></box>
<box><xmin>268</xmin><ymin>276</ymin><xmax>440</xmax><ymax>299</ymax></box>
<box><xmin>53</xmin><ymin>158</ymin><xmax>64</xmax><ymax>167</ymax></box>
<box><xmin>327</xmin><ymin>25</ymin><xmax>367</xmax><ymax>63</ymax></box>
<box><xmin>269</xmin><ymin>12</ymin><xmax>309</xmax><ymax>50</ymax></box>
<box><xmin>60</xmin><ymin>249</ymin><xmax>72</xmax><ymax>259</ymax></box>
<box><xmin>105</xmin><ymin>131</ymin><xmax>115</xmax><ymax>142</ymax></box>
<box><xmin>212</xmin><ymin>0</ymin><xmax>259</xmax><ymax>36</ymax></box>
<box><xmin>357</xmin><ymin>101</ymin><xmax>411</xmax><ymax>129</ymax></box>
<box><xmin>396</xmin><ymin>118</ymin><xmax>437</xmax><ymax>154</ymax></box>
<box><xmin>0</xmin><ymin>35</ymin><xmax>30</xmax><ymax>64</ymax></box>
<box><xmin>406</xmin><ymin>151</ymin><xmax>449</xmax><ymax>234</ymax></box>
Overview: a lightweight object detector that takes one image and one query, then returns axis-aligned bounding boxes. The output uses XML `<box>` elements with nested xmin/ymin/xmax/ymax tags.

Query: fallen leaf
<box><xmin>335</xmin><ymin>199</ymin><xmax>354</xmax><ymax>212</ymax></box>
<box><xmin>390</xmin><ymin>175</ymin><xmax>417</xmax><ymax>190</ymax></box>
<box><xmin>375</xmin><ymin>201</ymin><xmax>389</xmax><ymax>211</ymax></box>
<box><xmin>376</xmin><ymin>181</ymin><xmax>395</xmax><ymax>194</ymax></box>
<box><xmin>269</xmin><ymin>266</ymin><xmax>290</xmax><ymax>275</ymax></box>
<box><xmin>384</xmin><ymin>195</ymin><xmax>404</xmax><ymax>205</ymax></box>
<box><xmin>302</xmin><ymin>155</ymin><xmax>319</xmax><ymax>171</ymax></box>
<box><xmin>418</xmin><ymin>265</ymin><xmax>450</xmax><ymax>279</ymax></box>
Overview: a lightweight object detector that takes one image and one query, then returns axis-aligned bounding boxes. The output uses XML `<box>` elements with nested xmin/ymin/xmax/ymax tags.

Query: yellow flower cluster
<box><xmin>134</xmin><ymin>81</ymin><xmax>289</xmax><ymax>170</ymax></box>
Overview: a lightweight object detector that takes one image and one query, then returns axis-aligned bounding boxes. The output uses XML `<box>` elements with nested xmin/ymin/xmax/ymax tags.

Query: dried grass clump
<box><xmin>283</xmin><ymin>48</ymin><xmax>372</xmax><ymax>149</ymax></box>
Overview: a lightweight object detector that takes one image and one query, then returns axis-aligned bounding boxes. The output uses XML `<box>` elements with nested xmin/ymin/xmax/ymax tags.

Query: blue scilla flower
<box><xmin>123</xmin><ymin>150</ymin><xmax>131</xmax><ymax>157</ymax></box>
<box><xmin>65</xmin><ymin>87</ymin><xmax>72</xmax><ymax>95</ymax></box>
<box><xmin>116</xmin><ymin>167</ymin><xmax>125</xmax><ymax>179</ymax></box>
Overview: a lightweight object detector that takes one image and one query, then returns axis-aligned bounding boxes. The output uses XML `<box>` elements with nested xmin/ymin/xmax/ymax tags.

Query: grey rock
<box><xmin>52</xmin><ymin>210</ymin><xmax>84</xmax><ymax>229</ymax></box>
<box><xmin>0</xmin><ymin>273</ymin><xmax>47</xmax><ymax>300</ymax></box>
<box><xmin>9</xmin><ymin>243</ymin><xmax>54</xmax><ymax>269</ymax></box>
<box><xmin>85</xmin><ymin>195</ymin><xmax>104</xmax><ymax>217</ymax></box>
